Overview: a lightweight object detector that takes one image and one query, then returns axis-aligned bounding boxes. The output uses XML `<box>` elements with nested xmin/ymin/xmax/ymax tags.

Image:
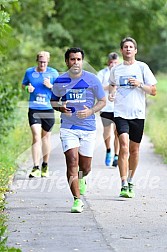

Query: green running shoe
<box><xmin>41</xmin><ymin>164</ymin><xmax>49</xmax><ymax>177</ymax></box>
<box><xmin>29</xmin><ymin>167</ymin><xmax>41</xmax><ymax>178</ymax></box>
<box><xmin>71</xmin><ymin>199</ymin><xmax>84</xmax><ymax>213</ymax></box>
<box><xmin>128</xmin><ymin>183</ymin><xmax>135</xmax><ymax>198</ymax></box>
<box><xmin>79</xmin><ymin>177</ymin><xmax>87</xmax><ymax>195</ymax></box>
<box><xmin>120</xmin><ymin>186</ymin><xmax>130</xmax><ymax>198</ymax></box>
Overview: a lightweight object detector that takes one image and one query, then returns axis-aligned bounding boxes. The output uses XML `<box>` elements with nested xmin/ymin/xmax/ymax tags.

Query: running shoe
<box><xmin>79</xmin><ymin>177</ymin><xmax>87</xmax><ymax>195</ymax></box>
<box><xmin>105</xmin><ymin>152</ymin><xmax>112</xmax><ymax>166</ymax></box>
<box><xmin>128</xmin><ymin>183</ymin><xmax>135</xmax><ymax>198</ymax></box>
<box><xmin>29</xmin><ymin>167</ymin><xmax>41</xmax><ymax>178</ymax></box>
<box><xmin>71</xmin><ymin>199</ymin><xmax>84</xmax><ymax>213</ymax></box>
<box><xmin>112</xmin><ymin>155</ymin><xmax>118</xmax><ymax>167</ymax></box>
<box><xmin>41</xmin><ymin>164</ymin><xmax>49</xmax><ymax>177</ymax></box>
<box><xmin>120</xmin><ymin>186</ymin><xmax>129</xmax><ymax>198</ymax></box>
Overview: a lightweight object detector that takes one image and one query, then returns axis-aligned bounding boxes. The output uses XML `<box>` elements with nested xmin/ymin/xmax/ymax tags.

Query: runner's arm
<box><xmin>91</xmin><ymin>97</ymin><xmax>106</xmax><ymax>114</ymax></box>
<box><xmin>108</xmin><ymin>83</ymin><xmax>117</xmax><ymax>102</ymax></box>
<box><xmin>138</xmin><ymin>83</ymin><xmax>156</xmax><ymax>96</ymax></box>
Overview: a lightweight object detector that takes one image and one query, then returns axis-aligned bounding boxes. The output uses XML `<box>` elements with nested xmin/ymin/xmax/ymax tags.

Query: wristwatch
<box><xmin>139</xmin><ymin>82</ymin><xmax>144</xmax><ymax>88</ymax></box>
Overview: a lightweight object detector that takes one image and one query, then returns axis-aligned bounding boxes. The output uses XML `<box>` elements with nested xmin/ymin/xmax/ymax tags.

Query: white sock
<box><xmin>122</xmin><ymin>180</ymin><xmax>128</xmax><ymax>187</ymax></box>
<box><xmin>128</xmin><ymin>177</ymin><xmax>133</xmax><ymax>184</ymax></box>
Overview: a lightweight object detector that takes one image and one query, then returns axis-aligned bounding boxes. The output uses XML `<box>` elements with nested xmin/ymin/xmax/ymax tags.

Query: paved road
<box><xmin>6</xmin><ymin>115</ymin><xmax>167</xmax><ymax>252</ymax></box>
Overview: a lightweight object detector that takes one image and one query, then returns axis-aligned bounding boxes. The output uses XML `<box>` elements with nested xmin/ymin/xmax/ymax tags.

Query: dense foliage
<box><xmin>55</xmin><ymin>0</ymin><xmax>167</xmax><ymax>69</ymax></box>
<box><xmin>1</xmin><ymin>0</ymin><xmax>167</xmax><ymax>137</ymax></box>
<box><xmin>0</xmin><ymin>0</ymin><xmax>19</xmax><ymax>138</ymax></box>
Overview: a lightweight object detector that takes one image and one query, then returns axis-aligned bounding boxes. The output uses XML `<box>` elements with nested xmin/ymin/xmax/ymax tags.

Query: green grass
<box><xmin>145</xmin><ymin>73</ymin><xmax>167</xmax><ymax>163</ymax></box>
<box><xmin>0</xmin><ymin>103</ymin><xmax>31</xmax><ymax>193</ymax></box>
<box><xmin>0</xmin><ymin>102</ymin><xmax>30</xmax><ymax>251</ymax></box>
<box><xmin>0</xmin><ymin>102</ymin><xmax>60</xmax><ymax>251</ymax></box>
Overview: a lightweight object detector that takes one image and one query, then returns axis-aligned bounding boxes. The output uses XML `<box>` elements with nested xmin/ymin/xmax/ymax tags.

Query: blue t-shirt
<box><xmin>52</xmin><ymin>70</ymin><xmax>105</xmax><ymax>131</ymax></box>
<box><xmin>22</xmin><ymin>67</ymin><xmax>59</xmax><ymax>110</ymax></box>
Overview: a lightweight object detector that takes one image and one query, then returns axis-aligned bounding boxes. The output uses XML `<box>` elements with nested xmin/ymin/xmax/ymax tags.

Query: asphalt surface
<box><xmin>6</xmin><ymin>115</ymin><xmax>167</xmax><ymax>252</ymax></box>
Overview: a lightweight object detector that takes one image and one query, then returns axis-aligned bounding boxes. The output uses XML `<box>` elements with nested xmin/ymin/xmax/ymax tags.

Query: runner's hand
<box><xmin>76</xmin><ymin>105</ymin><xmax>92</xmax><ymax>118</ymax></box>
<box><xmin>108</xmin><ymin>92</ymin><xmax>115</xmax><ymax>102</ymax></box>
<box><xmin>60</xmin><ymin>102</ymin><xmax>72</xmax><ymax>117</ymax></box>
<box><xmin>28</xmin><ymin>83</ymin><xmax>35</xmax><ymax>93</ymax></box>
<box><xmin>128</xmin><ymin>78</ymin><xmax>140</xmax><ymax>87</ymax></box>
<box><xmin>43</xmin><ymin>77</ymin><xmax>53</xmax><ymax>89</ymax></box>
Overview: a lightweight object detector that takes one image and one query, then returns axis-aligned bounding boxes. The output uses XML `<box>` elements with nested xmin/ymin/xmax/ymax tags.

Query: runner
<box><xmin>109</xmin><ymin>37</ymin><xmax>157</xmax><ymax>198</ymax></box>
<box><xmin>51</xmin><ymin>47</ymin><xmax>106</xmax><ymax>213</ymax></box>
<box><xmin>22</xmin><ymin>51</ymin><xmax>59</xmax><ymax>178</ymax></box>
<box><xmin>97</xmin><ymin>52</ymin><xmax>119</xmax><ymax>167</ymax></box>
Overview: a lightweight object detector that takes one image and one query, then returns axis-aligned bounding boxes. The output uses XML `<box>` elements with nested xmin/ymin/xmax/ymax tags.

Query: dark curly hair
<box><xmin>65</xmin><ymin>47</ymin><xmax>85</xmax><ymax>61</ymax></box>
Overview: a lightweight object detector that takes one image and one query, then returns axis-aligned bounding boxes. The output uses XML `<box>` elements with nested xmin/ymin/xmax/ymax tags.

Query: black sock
<box><xmin>74</xmin><ymin>196</ymin><xmax>79</xmax><ymax>200</ymax></box>
<box><xmin>42</xmin><ymin>162</ymin><xmax>47</xmax><ymax>167</ymax></box>
<box><xmin>107</xmin><ymin>148</ymin><xmax>111</xmax><ymax>153</ymax></box>
<box><xmin>34</xmin><ymin>165</ymin><xmax>39</xmax><ymax>169</ymax></box>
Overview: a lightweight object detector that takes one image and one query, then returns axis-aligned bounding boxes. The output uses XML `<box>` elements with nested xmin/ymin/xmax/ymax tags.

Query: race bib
<box><xmin>34</xmin><ymin>93</ymin><xmax>47</xmax><ymax>105</ymax></box>
<box><xmin>119</xmin><ymin>75</ymin><xmax>136</xmax><ymax>87</ymax></box>
<box><xmin>66</xmin><ymin>88</ymin><xmax>86</xmax><ymax>103</ymax></box>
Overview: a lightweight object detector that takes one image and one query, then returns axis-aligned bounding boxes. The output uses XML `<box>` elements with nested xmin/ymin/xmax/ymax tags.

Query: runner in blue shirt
<box><xmin>51</xmin><ymin>47</ymin><xmax>106</xmax><ymax>213</ymax></box>
<box><xmin>22</xmin><ymin>51</ymin><xmax>59</xmax><ymax>178</ymax></box>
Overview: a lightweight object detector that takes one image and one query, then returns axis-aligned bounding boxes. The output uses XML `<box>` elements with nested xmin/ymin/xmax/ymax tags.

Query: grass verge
<box><xmin>0</xmin><ymin>102</ymin><xmax>59</xmax><ymax>251</ymax></box>
<box><xmin>145</xmin><ymin>73</ymin><xmax>167</xmax><ymax>163</ymax></box>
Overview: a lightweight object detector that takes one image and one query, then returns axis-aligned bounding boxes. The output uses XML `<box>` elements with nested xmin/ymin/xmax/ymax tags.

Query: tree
<box><xmin>54</xmin><ymin>0</ymin><xmax>167</xmax><ymax>70</ymax></box>
<box><xmin>0</xmin><ymin>0</ymin><xmax>20</xmax><ymax>138</ymax></box>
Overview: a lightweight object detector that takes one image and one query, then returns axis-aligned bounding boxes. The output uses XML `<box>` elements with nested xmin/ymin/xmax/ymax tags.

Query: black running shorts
<box><xmin>114</xmin><ymin>117</ymin><xmax>144</xmax><ymax>143</ymax></box>
<box><xmin>28</xmin><ymin>108</ymin><xmax>55</xmax><ymax>132</ymax></box>
<box><xmin>100</xmin><ymin>112</ymin><xmax>115</xmax><ymax>127</ymax></box>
